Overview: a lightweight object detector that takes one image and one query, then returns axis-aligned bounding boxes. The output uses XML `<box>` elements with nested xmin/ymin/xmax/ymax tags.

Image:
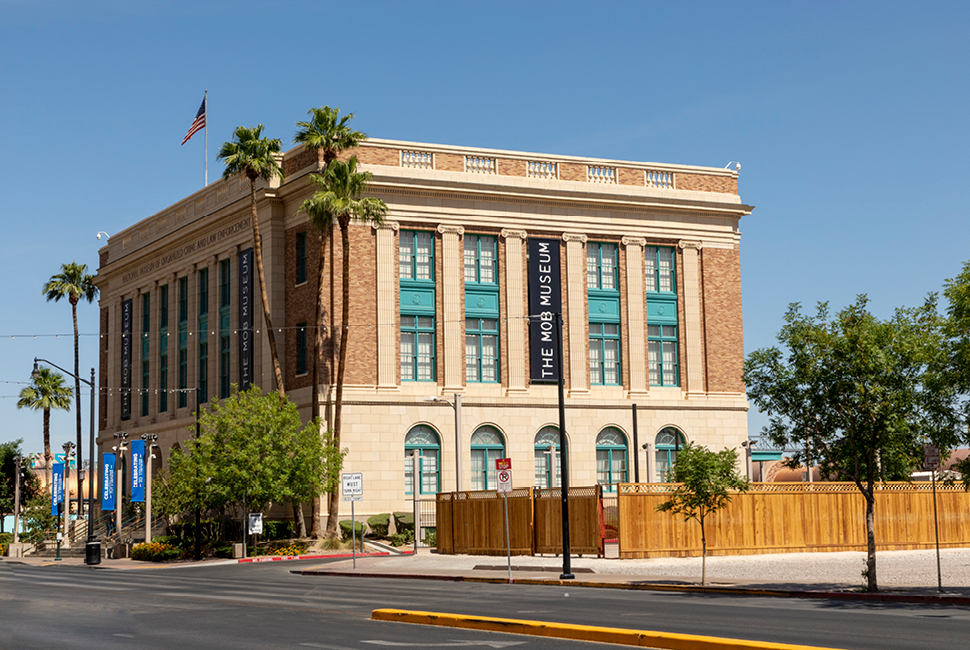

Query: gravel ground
<box><xmin>379</xmin><ymin>548</ymin><xmax>970</xmax><ymax>589</ymax></box>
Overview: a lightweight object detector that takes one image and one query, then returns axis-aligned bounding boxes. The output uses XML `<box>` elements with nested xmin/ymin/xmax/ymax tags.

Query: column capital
<box><xmin>678</xmin><ymin>239</ymin><xmax>703</xmax><ymax>250</ymax></box>
<box><xmin>501</xmin><ymin>229</ymin><xmax>528</xmax><ymax>240</ymax></box>
<box><xmin>373</xmin><ymin>220</ymin><xmax>400</xmax><ymax>232</ymax></box>
<box><xmin>437</xmin><ymin>224</ymin><xmax>464</xmax><ymax>236</ymax></box>
<box><xmin>622</xmin><ymin>236</ymin><xmax>647</xmax><ymax>247</ymax></box>
<box><xmin>562</xmin><ymin>232</ymin><xmax>587</xmax><ymax>243</ymax></box>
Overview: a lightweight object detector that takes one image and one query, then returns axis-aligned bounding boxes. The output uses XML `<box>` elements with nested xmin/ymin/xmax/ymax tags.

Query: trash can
<box><xmin>85</xmin><ymin>541</ymin><xmax>102</xmax><ymax>565</ymax></box>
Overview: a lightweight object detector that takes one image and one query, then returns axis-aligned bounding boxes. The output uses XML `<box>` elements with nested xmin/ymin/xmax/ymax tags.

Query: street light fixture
<box><xmin>32</xmin><ymin>358</ymin><xmax>100</xmax><ymax>565</ymax></box>
<box><xmin>142</xmin><ymin>434</ymin><xmax>158</xmax><ymax>545</ymax></box>
<box><xmin>12</xmin><ymin>455</ymin><xmax>23</xmax><ymax>546</ymax></box>
<box><xmin>61</xmin><ymin>442</ymin><xmax>76</xmax><ymax>547</ymax></box>
<box><xmin>112</xmin><ymin>432</ymin><xmax>129</xmax><ymax>547</ymax></box>
<box><xmin>423</xmin><ymin>394</ymin><xmax>462</xmax><ymax>492</ymax></box>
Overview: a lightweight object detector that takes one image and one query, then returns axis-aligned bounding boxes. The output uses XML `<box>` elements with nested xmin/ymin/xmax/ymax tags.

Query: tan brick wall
<box><xmin>497</xmin><ymin>158</ymin><xmax>526</xmax><ymax>177</ymax></box>
<box><xmin>284</xmin><ymin>148</ymin><xmax>319</xmax><ymax>178</ymax></box>
<box><xmin>677</xmin><ymin>173</ymin><xmax>737</xmax><ymax>194</ymax></box>
<box><xmin>560</xmin><ymin>163</ymin><xmax>586</xmax><ymax>182</ymax></box>
<box><xmin>100</xmin><ymin>249</ymin><xmax>109</xmax><ymax>267</ymax></box>
<box><xmin>355</xmin><ymin>146</ymin><xmax>401</xmax><ymax>167</ymax></box>
<box><xmin>100</xmin><ymin>306</ymin><xmax>109</xmax><ymax>429</ymax></box>
<box><xmin>284</xmin><ymin>223</ymin><xmax>323</xmax><ymax>391</ymax></box>
<box><xmin>618</xmin><ymin>167</ymin><xmax>642</xmax><ymax>186</ymax></box>
<box><xmin>701</xmin><ymin>246</ymin><xmax>744</xmax><ymax>393</ymax></box>
<box><xmin>332</xmin><ymin>224</ymin><xmax>379</xmax><ymax>386</ymax></box>
<box><xmin>436</xmin><ymin>153</ymin><xmax>464</xmax><ymax>172</ymax></box>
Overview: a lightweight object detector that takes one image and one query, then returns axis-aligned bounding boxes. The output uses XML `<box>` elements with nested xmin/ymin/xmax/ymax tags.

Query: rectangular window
<box><xmin>400</xmin><ymin>231</ymin><xmax>435</xmax><ymax>281</ymax></box>
<box><xmin>140</xmin><ymin>292</ymin><xmax>150</xmax><ymax>417</ymax></box>
<box><xmin>464</xmin><ymin>235</ymin><xmax>497</xmax><ymax>285</ymax></box>
<box><xmin>297</xmin><ymin>323</ymin><xmax>308</xmax><ymax>375</ymax></box>
<box><xmin>158</xmin><ymin>285</ymin><xmax>169</xmax><ymax>413</ymax></box>
<box><xmin>648</xmin><ymin>325</ymin><xmax>679</xmax><ymax>386</ymax></box>
<box><xmin>219</xmin><ymin>259</ymin><xmax>231</xmax><ymax>399</ymax></box>
<box><xmin>296</xmin><ymin>231</ymin><xmax>307</xmax><ymax>285</ymax></box>
<box><xmin>645</xmin><ymin>246</ymin><xmax>675</xmax><ymax>293</ymax></box>
<box><xmin>178</xmin><ymin>277</ymin><xmax>188</xmax><ymax>408</ymax></box>
<box><xmin>401</xmin><ymin>316</ymin><xmax>435</xmax><ymax>381</ymax></box>
<box><xmin>198</xmin><ymin>268</ymin><xmax>208</xmax><ymax>404</ymax></box>
<box><xmin>465</xmin><ymin>318</ymin><xmax>498</xmax><ymax>383</ymax></box>
<box><xmin>587</xmin><ymin>243</ymin><xmax>618</xmax><ymax>291</ymax></box>
<box><xmin>589</xmin><ymin>323</ymin><xmax>621</xmax><ymax>385</ymax></box>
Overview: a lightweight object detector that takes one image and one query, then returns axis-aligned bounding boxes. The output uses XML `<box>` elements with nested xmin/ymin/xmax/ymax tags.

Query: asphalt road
<box><xmin>2</xmin><ymin>558</ymin><xmax>968</xmax><ymax>650</ymax></box>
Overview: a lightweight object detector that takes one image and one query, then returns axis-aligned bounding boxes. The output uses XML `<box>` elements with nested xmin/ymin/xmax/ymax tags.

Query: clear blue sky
<box><xmin>2</xmin><ymin>1</ymin><xmax>969</xmax><ymax>458</ymax></box>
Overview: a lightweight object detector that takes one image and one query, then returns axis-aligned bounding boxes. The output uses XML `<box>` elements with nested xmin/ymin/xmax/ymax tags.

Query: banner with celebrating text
<box><xmin>102</xmin><ymin>453</ymin><xmax>116</xmax><ymax>512</ymax></box>
<box><xmin>51</xmin><ymin>463</ymin><xmax>64</xmax><ymax>515</ymax></box>
<box><xmin>131</xmin><ymin>440</ymin><xmax>145</xmax><ymax>503</ymax></box>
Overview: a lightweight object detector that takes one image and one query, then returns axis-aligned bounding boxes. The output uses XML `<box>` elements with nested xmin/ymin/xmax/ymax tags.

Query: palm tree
<box><xmin>43</xmin><ymin>262</ymin><xmax>98</xmax><ymax>504</ymax></box>
<box><xmin>218</xmin><ymin>125</ymin><xmax>286</xmax><ymax>398</ymax></box>
<box><xmin>300</xmin><ymin>156</ymin><xmax>387</xmax><ymax>538</ymax></box>
<box><xmin>17</xmin><ymin>368</ymin><xmax>72</xmax><ymax>488</ymax></box>
<box><xmin>295</xmin><ymin>107</ymin><xmax>365</xmax><ymax>538</ymax></box>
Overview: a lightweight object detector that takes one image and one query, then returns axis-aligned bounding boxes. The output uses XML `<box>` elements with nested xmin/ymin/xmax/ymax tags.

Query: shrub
<box><xmin>423</xmin><ymin>528</ymin><xmax>437</xmax><ymax>547</ymax></box>
<box><xmin>367</xmin><ymin>513</ymin><xmax>390</xmax><ymax>538</ymax></box>
<box><xmin>390</xmin><ymin>528</ymin><xmax>414</xmax><ymax>547</ymax></box>
<box><xmin>267</xmin><ymin>542</ymin><xmax>307</xmax><ymax>557</ymax></box>
<box><xmin>339</xmin><ymin>519</ymin><xmax>365</xmax><ymax>541</ymax></box>
<box><xmin>0</xmin><ymin>532</ymin><xmax>11</xmax><ymax>556</ymax></box>
<box><xmin>131</xmin><ymin>541</ymin><xmax>181</xmax><ymax>562</ymax></box>
<box><xmin>393</xmin><ymin>511</ymin><xmax>413</xmax><ymax>534</ymax></box>
<box><xmin>262</xmin><ymin>520</ymin><xmax>294</xmax><ymax>541</ymax></box>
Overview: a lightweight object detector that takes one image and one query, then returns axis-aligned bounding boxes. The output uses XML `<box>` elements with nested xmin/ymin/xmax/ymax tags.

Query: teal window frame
<box><xmin>464</xmin><ymin>234</ymin><xmax>497</xmax><ymax>284</ymax></box>
<box><xmin>588</xmin><ymin>242</ymin><xmax>621</xmax><ymax>386</ymax></box>
<box><xmin>596</xmin><ymin>427</ymin><xmax>628</xmax><ymax>492</ymax></box>
<box><xmin>158</xmin><ymin>284</ymin><xmax>169</xmax><ymax>413</ymax></box>
<box><xmin>589</xmin><ymin>322</ymin><xmax>621</xmax><ymax>385</ymax></box>
<box><xmin>401</xmin><ymin>316</ymin><xmax>435</xmax><ymax>381</ymax></box>
<box><xmin>533</xmin><ymin>426</ymin><xmax>562</xmax><ymax>489</ymax></box>
<box><xmin>586</xmin><ymin>242</ymin><xmax>618</xmax><ymax>291</ymax></box>
<box><xmin>644</xmin><ymin>246</ymin><xmax>676</xmax><ymax>294</ymax></box>
<box><xmin>655</xmin><ymin>427</ymin><xmax>686</xmax><ymax>482</ymax></box>
<box><xmin>645</xmin><ymin>246</ymin><xmax>678</xmax><ymax>387</ymax></box>
<box><xmin>198</xmin><ymin>268</ymin><xmax>209</xmax><ymax>404</ymax></box>
<box><xmin>464</xmin><ymin>234</ymin><xmax>500</xmax><ymax>384</ymax></box>
<box><xmin>465</xmin><ymin>318</ymin><xmax>499</xmax><ymax>383</ymax></box>
<box><xmin>177</xmin><ymin>277</ymin><xmax>188</xmax><ymax>409</ymax></box>
<box><xmin>400</xmin><ymin>230</ymin><xmax>436</xmax><ymax>383</ymax></box>
<box><xmin>219</xmin><ymin>259</ymin><xmax>231</xmax><ymax>399</ymax></box>
<box><xmin>470</xmin><ymin>426</ymin><xmax>505</xmax><ymax>490</ymax></box>
<box><xmin>140</xmin><ymin>292</ymin><xmax>150</xmax><ymax>417</ymax></box>
<box><xmin>648</xmin><ymin>325</ymin><xmax>679</xmax><ymax>387</ymax></box>
<box><xmin>296</xmin><ymin>231</ymin><xmax>307</xmax><ymax>285</ymax></box>
<box><xmin>404</xmin><ymin>425</ymin><xmax>440</xmax><ymax>496</ymax></box>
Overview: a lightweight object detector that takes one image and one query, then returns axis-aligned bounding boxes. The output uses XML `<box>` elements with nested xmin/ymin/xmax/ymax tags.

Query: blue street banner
<box><xmin>131</xmin><ymin>440</ymin><xmax>145</xmax><ymax>503</ymax></box>
<box><xmin>51</xmin><ymin>463</ymin><xmax>64</xmax><ymax>515</ymax></box>
<box><xmin>102</xmin><ymin>453</ymin><xmax>116</xmax><ymax>512</ymax></box>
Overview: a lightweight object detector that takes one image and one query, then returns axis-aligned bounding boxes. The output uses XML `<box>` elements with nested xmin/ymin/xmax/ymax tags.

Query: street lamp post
<box><xmin>61</xmin><ymin>442</ymin><xmax>76</xmax><ymax>547</ymax></box>
<box><xmin>554</xmin><ymin>312</ymin><xmax>573</xmax><ymax>580</ymax></box>
<box><xmin>33</xmin><ymin>359</ymin><xmax>100</xmax><ymax>565</ymax></box>
<box><xmin>142</xmin><ymin>434</ymin><xmax>158</xmax><ymax>545</ymax></box>
<box><xmin>13</xmin><ymin>455</ymin><xmax>23</xmax><ymax>545</ymax></box>
<box><xmin>112</xmin><ymin>432</ymin><xmax>128</xmax><ymax>548</ymax></box>
<box><xmin>423</xmin><ymin>394</ymin><xmax>462</xmax><ymax>492</ymax></box>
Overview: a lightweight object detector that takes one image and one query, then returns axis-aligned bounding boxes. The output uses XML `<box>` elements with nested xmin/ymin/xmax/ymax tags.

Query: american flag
<box><xmin>181</xmin><ymin>96</ymin><xmax>206</xmax><ymax>145</ymax></box>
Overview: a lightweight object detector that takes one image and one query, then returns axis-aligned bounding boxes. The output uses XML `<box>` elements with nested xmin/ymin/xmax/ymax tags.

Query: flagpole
<box><xmin>204</xmin><ymin>89</ymin><xmax>208</xmax><ymax>187</ymax></box>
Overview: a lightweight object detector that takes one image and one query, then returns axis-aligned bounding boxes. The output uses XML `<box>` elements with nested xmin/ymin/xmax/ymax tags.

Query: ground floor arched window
<box><xmin>596</xmin><ymin>427</ymin><xmax>628</xmax><ymax>491</ymax></box>
<box><xmin>405</xmin><ymin>425</ymin><xmax>440</xmax><ymax>495</ymax></box>
<box><xmin>655</xmin><ymin>427</ymin><xmax>686</xmax><ymax>482</ymax></box>
<box><xmin>470</xmin><ymin>426</ymin><xmax>505</xmax><ymax>491</ymax></box>
<box><xmin>533</xmin><ymin>426</ymin><xmax>562</xmax><ymax>488</ymax></box>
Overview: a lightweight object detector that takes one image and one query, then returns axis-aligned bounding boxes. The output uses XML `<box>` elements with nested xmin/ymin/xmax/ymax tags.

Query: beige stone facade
<box><xmin>95</xmin><ymin>138</ymin><xmax>753</xmax><ymax>521</ymax></box>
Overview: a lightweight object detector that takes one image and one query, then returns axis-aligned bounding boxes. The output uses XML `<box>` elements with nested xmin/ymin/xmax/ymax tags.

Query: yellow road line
<box><xmin>371</xmin><ymin>608</ymin><xmax>848</xmax><ymax>650</ymax></box>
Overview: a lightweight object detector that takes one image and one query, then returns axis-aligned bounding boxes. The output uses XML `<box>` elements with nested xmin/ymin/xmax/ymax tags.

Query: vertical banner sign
<box><xmin>120</xmin><ymin>298</ymin><xmax>133</xmax><ymax>420</ymax></box>
<box><xmin>130</xmin><ymin>440</ymin><xmax>145</xmax><ymax>503</ymax></box>
<box><xmin>51</xmin><ymin>463</ymin><xmax>65</xmax><ymax>515</ymax></box>
<box><xmin>527</xmin><ymin>238</ymin><xmax>562</xmax><ymax>383</ymax></box>
<box><xmin>102</xmin><ymin>453</ymin><xmax>116</xmax><ymax>512</ymax></box>
<box><xmin>238</xmin><ymin>247</ymin><xmax>254</xmax><ymax>391</ymax></box>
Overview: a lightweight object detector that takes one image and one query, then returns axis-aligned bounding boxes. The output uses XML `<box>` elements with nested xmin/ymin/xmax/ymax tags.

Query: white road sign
<box><xmin>923</xmin><ymin>444</ymin><xmax>941</xmax><ymax>471</ymax></box>
<box><xmin>342</xmin><ymin>472</ymin><xmax>363</xmax><ymax>501</ymax></box>
<box><xmin>248</xmin><ymin>513</ymin><xmax>263</xmax><ymax>535</ymax></box>
<box><xmin>497</xmin><ymin>468</ymin><xmax>512</xmax><ymax>493</ymax></box>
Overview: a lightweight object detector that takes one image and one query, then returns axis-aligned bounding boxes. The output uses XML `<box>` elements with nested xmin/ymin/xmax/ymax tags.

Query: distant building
<box><xmin>95</xmin><ymin>137</ymin><xmax>753</xmax><ymax>519</ymax></box>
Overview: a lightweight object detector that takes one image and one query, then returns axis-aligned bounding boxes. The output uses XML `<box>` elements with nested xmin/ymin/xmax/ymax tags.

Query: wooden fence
<box><xmin>437</xmin><ymin>486</ymin><xmax>603</xmax><ymax>556</ymax></box>
<box><xmin>619</xmin><ymin>482</ymin><xmax>970</xmax><ymax>559</ymax></box>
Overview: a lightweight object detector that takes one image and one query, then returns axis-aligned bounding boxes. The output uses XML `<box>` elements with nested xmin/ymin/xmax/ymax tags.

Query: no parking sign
<box><xmin>496</xmin><ymin>458</ymin><xmax>512</xmax><ymax>493</ymax></box>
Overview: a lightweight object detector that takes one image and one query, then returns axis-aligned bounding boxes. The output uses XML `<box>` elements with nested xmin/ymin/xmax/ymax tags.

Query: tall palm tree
<box><xmin>301</xmin><ymin>156</ymin><xmax>386</xmax><ymax>538</ymax></box>
<box><xmin>218</xmin><ymin>125</ymin><xmax>286</xmax><ymax>398</ymax></box>
<box><xmin>17</xmin><ymin>368</ymin><xmax>72</xmax><ymax>488</ymax></box>
<box><xmin>295</xmin><ymin>107</ymin><xmax>365</xmax><ymax>538</ymax></box>
<box><xmin>43</xmin><ymin>262</ymin><xmax>98</xmax><ymax>504</ymax></box>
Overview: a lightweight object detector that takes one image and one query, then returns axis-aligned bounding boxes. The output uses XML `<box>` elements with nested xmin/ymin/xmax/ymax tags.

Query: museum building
<box><xmin>95</xmin><ymin>137</ymin><xmax>753</xmax><ymax>519</ymax></box>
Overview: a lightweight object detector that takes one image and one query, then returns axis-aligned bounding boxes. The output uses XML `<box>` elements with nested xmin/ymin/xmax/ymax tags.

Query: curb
<box><xmin>238</xmin><ymin>550</ymin><xmax>401</xmax><ymax>564</ymax></box>
<box><xmin>371</xmin><ymin>608</ymin><xmax>848</xmax><ymax>650</ymax></box>
<box><xmin>297</xmin><ymin>569</ymin><xmax>970</xmax><ymax>606</ymax></box>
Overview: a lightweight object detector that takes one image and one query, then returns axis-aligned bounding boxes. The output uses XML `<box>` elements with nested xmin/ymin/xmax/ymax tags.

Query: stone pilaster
<box><xmin>501</xmin><ymin>229</ymin><xmax>528</xmax><ymax>394</ymax></box>
<box><xmin>679</xmin><ymin>240</ymin><xmax>704</xmax><ymax>396</ymax></box>
<box><xmin>438</xmin><ymin>224</ymin><xmax>465</xmax><ymax>392</ymax></box>
<box><xmin>623</xmin><ymin>236</ymin><xmax>648</xmax><ymax>396</ymax></box>
<box><xmin>374</xmin><ymin>221</ymin><xmax>400</xmax><ymax>389</ymax></box>
<box><xmin>563</xmin><ymin>233</ymin><xmax>588</xmax><ymax>395</ymax></box>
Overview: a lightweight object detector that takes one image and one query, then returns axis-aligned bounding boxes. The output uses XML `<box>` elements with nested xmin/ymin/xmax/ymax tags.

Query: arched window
<box><xmin>655</xmin><ymin>427</ymin><xmax>686</xmax><ymax>482</ymax></box>
<box><xmin>470</xmin><ymin>426</ymin><xmax>505</xmax><ymax>491</ymax></box>
<box><xmin>533</xmin><ymin>426</ymin><xmax>562</xmax><ymax>489</ymax></box>
<box><xmin>405</xmin><ymin>425</ymin><xmax>440</xmax><ymax>496</ymax></box>
<box><xmin>596</xmin><ymin>427</ymin><xmax>628</xmax><ymax>491</ymax></box>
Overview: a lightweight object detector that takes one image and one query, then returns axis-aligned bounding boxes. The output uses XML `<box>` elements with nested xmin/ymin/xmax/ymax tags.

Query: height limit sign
<box><xmin>496</xmin><ymin>458</ymin><xmax>512</xmax><ymax>493</ymax></box>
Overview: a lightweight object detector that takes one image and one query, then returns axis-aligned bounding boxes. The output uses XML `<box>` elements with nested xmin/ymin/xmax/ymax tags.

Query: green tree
<box><xmin>16</xmin><ymin>368</ymin><xmax>72</xmax><ymax>487</ymax></box>
<box><xmin>942</xmin><ymin>261</ymin><xmax>970</xmax><ymax>487</ymax></box>
<box><xmin>43</xmin><ymin>261</ymin><xmax>97</xmax><ymax>502</ymax></box>
<box><xmin>295</xmin><ymin>106</ymin><xmax>365</xmax><ymax>538</ymax></box>
<box><xmin>655</xmin><ymin>442</ymin><xmax>748</xmax><ymax>585</ymax></box>
<box><xmin>218</xmin><ymin>125</ymin><xmax>286</xmax><ymax>398</ymax></box>
<box><xmin>744</xmin><ymin>296</ymin><xmax>960</xmax><ymax>592</ymax></box>
<box><xmin>0</xmin><ymin>440</ymin><xmax>41</xmax><ymax>531</ymax></box>
<box><xmin>299</xmin><ymin>156</ymin><xmax>386</xmax><ymax>539</ymax></box>
<box><xmin>20</xmin><ymin>492</ymin><xmax>58</xmax><ymax>543</ymax></box>
<box><xmin>154</xmin><ymin>386</ymin><xmax>341</xmax><ymax>539</ymax></box>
